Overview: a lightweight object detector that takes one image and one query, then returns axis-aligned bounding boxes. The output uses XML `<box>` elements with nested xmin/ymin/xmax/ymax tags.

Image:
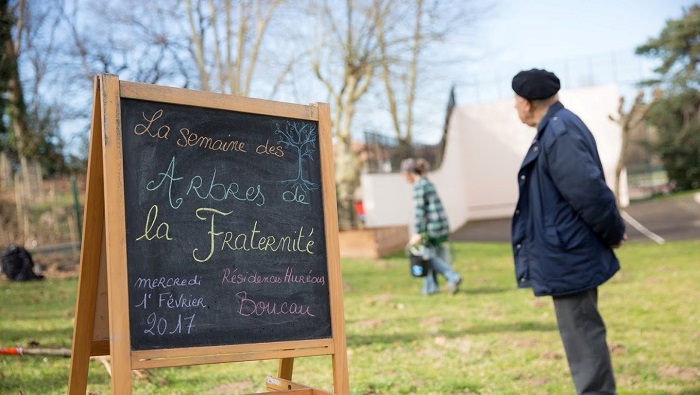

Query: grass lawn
<box><xmin>1</xmin><ymin>240</ymin><xmax>699</xmax><ymax>394</ymax></box>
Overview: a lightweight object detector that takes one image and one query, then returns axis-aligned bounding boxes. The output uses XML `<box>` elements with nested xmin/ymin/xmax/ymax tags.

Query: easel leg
<box><xmin>67</xmin><ymin>262</ymin><xmax>99</xmax><ymax>394</ymax></box>
<box><xmin>278</xmin><ymin>357</ymin><xmax>294</xmax><ymax>380</ymax></box>
<box><xmin>67</xmin><ymin>75</ymin><xmax>106</xmax><ymax>395</ymax></box>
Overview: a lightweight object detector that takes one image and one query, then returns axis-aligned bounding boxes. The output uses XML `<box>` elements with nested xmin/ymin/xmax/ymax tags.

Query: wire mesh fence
<box><xmin>457</xmin><ymin>50</ymin><xmax>660</xmax><ymax>106</ymax></box>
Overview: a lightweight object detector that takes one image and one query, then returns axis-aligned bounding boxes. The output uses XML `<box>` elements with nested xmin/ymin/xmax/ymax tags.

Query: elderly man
<box><xmin>510</xmin><ymin>68</ymin><xmax>626</xmax><ymax>395</ymax></box>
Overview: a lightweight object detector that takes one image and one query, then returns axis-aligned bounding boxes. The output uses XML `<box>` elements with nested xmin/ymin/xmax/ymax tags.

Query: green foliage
<box><xmin>1</xmin><ymin>238</ymin><xmax>700</xmax><ymax>394</ymax></box>
<box><xmin>635</xmin><ymin>5</ymin><xmax>700</xmax><ymax>90</ymax></box>
<box><xmin>636</xmin><ymin>5</ymin><xmax>700</xmax><ymax>191</ymax></box>
<box><xmin>646</xmin><ymin>91</ymin><xmax>700</xmax><ymax>190</ymax></box>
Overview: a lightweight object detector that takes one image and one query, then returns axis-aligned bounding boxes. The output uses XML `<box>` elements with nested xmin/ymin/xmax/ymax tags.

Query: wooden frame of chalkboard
<box><xmin>68</xmin><ymin>74</ymin><xmax>349</xmax><ymax>395</ymax></box>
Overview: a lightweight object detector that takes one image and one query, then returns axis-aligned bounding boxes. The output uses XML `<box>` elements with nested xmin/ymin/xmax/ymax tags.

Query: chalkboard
<box><xmin>68</xmin><ymin>75</ymin><xmax>348</xmax><ymax>395</ymax></box>
<box><xmin>119</xmin><ymin>98</ymin><xmax>332</xmax><ymax>351</ymax></box>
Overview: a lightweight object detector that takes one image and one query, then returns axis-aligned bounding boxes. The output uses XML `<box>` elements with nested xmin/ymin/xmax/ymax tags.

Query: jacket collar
<box><xmin>536</xmin><ymin>101</ymin><xmax>564</xmax><ymax>138</ymax></box>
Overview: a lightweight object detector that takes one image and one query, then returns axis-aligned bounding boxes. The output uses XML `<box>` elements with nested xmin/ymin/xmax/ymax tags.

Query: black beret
<box><xmin>511</xmin><ymin>68</ymin><xmax>560</xmax><ymax>100</ymax></box>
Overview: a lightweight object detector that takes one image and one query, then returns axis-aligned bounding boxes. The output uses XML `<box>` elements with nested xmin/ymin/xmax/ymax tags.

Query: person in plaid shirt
<box><xmin>401</xmin><ymin>158</ymin><xmax>462</xmax><ymax>295</ymax></box>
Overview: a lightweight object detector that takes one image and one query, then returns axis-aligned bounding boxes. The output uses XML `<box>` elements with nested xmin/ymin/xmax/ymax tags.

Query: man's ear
<box><xmin>525</xmin><ymin>100</ymin><xmax>534</xmax><ymax>113</ymax></box>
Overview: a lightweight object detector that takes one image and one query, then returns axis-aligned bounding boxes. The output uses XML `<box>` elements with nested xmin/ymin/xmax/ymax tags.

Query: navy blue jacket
<box><xmin>511</xmin><ymin>102</ymin><xmax>626</xmax><ymax>297</ymax></box>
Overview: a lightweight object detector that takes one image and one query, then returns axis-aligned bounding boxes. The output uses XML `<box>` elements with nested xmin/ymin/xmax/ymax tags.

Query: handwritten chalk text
<box><xmin>134</xmin><ymin>274</ymin><xmax>202</xmax><ymax>290</ymax></box>
<box><xmin>236</xmin><ymin>291</ymin><xmax>315</xmax><ymax>317</ymax></box>
<box><xmin>177</xmin><ymin>128</ymin><xmax>247</xmax><ymax>153</ymax></box>
<box><xmin>284</xmin><ymin>267</ymin><xmax>325</xmax><ymax>285</ymax></box>
<box><xmin>221</xmin><ymin>268</ymin><xmax>283</xmax><ymax>285</ymax></box>
<box><xmin>146</xmin><ymin>156</ymin><xmax>265</xmax><ymax>209</ymax></box>
<box><xmin>192</xmin><ymin>209</ymin><xmax>315</xmax><ymax>262</ymax></box>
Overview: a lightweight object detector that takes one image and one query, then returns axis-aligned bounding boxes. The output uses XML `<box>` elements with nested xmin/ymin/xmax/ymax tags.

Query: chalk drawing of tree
<box><xmin>275</xmin><ymin>121</ymin><xmax>319</xmax><ymax>192</ymax></box>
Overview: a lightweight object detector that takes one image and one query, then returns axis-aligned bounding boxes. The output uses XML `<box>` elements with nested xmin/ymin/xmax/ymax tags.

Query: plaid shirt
<box><xmin>412</xmin><ymin>177</ymin><xmax>450</xmax><ymax>245</ymax></box>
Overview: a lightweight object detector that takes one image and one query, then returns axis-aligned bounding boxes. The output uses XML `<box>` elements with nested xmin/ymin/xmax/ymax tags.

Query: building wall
<box><xmin>360</xmin><ymin>84</ymin><xmax>626</xmax><ymax>232</ymax></box>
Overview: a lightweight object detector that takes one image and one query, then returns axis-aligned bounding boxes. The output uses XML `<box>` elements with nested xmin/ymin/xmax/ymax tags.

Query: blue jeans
<box><xmin>422</xmin><ymin>243</ymin><xmax>461</xmax><ymax>295</ymax></box>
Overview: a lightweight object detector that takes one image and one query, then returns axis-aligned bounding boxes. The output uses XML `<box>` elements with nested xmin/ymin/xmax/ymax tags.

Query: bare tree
<box><xmin>67</xmin><ymin>1</ymin><xmax>198</xmax><ymax>86</ymax></box>
<box><xmin>35</xmin><ymin>0</ymin><xmax>295</xmax><ymax>166</ymax></box>
<box><xmin>608</xmin><ymin>89</ymin><xmax>661</xmax><ymax>205</ymax></box>
<box><xmin>375</xmin><ymin>0</ymin><xmax>416</xmax><ymax>161</ymax></box>
<box><xmin>15</xmin><ymin>1</ymin><xmax>74</xmax><ymax>175</ymax></box>
<box><xmin>310</xmin><ymin>0</ymin><xmax>382</xmax><ymax>226</ymax></box>
<box><xmin>184</xmin><ymin>0</ymin><xmax>284</xmax><ymax>96</ymax></box>
<box><xmin>1</xmin><ymin>0</ymin><xmax>33</xmax><ymax>189</ymax></box>
<box><xmin>77</xmin><ymin>0</ymin><xmax>289</xmax><ymax>97</ymax></box>
<box><xmin>308</xmin><ymin>0</ymin><xmax>482</xmax><ymax>227</ymax></box>
<box><xmin>376</xmin><ymin>0</ymin><xmax>477</xmax><ymax>164</ymax></box>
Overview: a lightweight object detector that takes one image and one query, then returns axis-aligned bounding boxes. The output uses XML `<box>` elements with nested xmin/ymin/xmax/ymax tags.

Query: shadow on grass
<box><xmin>456</xmin><ymin>286</ymin><xmax>512</xmax><ymax>295</ymax></box>
<box><xmin>347</xmin><ymin>320</ymin><xmax>557</xmax><ymax>347</ymax></box>
<box><xmin>390</xmin><ymin>281</ymin><xmax>514</xmax><ymax>296</ymax></box>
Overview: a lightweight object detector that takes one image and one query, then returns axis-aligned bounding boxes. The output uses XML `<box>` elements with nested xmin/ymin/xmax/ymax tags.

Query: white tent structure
<box><xmin>360</xmin><ymin>84</ymin><xmax>627</xmax><ymax>233</ymax></box>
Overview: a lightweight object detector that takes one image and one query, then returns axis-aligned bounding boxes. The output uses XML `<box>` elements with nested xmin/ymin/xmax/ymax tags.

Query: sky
<box><xmin>472</xmin><ymin>0</ymin><xmax>694</xmax><ymax>68</ymax></box>
<box><xmin>394</xmin><ymin>0</ymin><xmax>697</xmax><ymax>144</ymax></box>
<box><xmin>450</xmin><ymin>0</ymin><xmax>697</xmax><ymax>104</ymax></box>
<box><xmin>52</xmin><ymin>1</ymin><xmax>700</xmax><ymax>150</ymax></box>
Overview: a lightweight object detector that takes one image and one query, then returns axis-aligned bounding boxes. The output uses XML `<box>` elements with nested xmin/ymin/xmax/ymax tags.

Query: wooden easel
<box><xmin>67</xmin><ymin>74</ymin><xmax>349</xmax><ymax>395</ymax></box>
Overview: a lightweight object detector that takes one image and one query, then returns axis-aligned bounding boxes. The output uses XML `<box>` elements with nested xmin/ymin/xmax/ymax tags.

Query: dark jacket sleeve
<box><xmin>545</xmin><ymin>129</ymin><xmax>626</xmax><ymax>246</ymax></box>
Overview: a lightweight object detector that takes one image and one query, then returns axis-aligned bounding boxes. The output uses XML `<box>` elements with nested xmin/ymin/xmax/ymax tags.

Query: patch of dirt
<box><xmin>371</xmin><ymin>294</ymin><xmax>393</xmax><ymax>305</ymax></box>
<box><xmin>609</xmin><ymin>342</ymin><xmax>626</xmax><ymax>355</ymax></box>
<box><xmin>420</xmin><ymin>316</ymin><xmax>444</xmax><ymax>326</ymax></box>
<box><xmin>354</xmin><ymin>318</ymin><xmax>385</xmax><ymax>329</ymax></box>
<box><xmin>657</xmin><ymin>365</ymin><xmax>700</xmax><ymax>381</ymax></box>
<box><xmin>36</xmin><ymin>255</ymin><xmax>80</xmax><ymax>278</ymax></box>
<box><xmin>511</xmin><ymin>338</ymin><xmax>538</xmax><ymax>348</ymax></box>
<box><xmin>540</xmin><ymin>351</ymin><xmax>563</xmax><ymax>360</ymax></box>
<box><xmin>513</xmin><ymin>373</ymin><xmax>552</xmax><ymax>387</ymax></box>
<box><xmin>530</xmin><ymin>299</ymin><xmax>551</xmax><ymax>308</ymax></box>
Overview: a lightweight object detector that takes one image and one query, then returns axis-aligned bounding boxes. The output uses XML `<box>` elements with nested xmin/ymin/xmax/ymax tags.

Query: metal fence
<box><xmin>361</xmin><ymin>130</ymin><xmax>446</xmax><ymax>174</ymax></box>
<box><xmin>457</xmin><ymin>50</ymin><xmax>660</xmax><ymax>106</ymax></box>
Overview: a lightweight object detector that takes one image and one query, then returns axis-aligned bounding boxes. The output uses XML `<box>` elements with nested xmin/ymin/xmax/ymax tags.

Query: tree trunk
<box><xmin>2</xmin><ymin>0</ymin><xmax>34</xmax><ymax>196</ymax></box>
<box><xmin>335</xmin><ymin>137</ymin><xmax>360</xmax><ymax>230</ymax></box>
<box><xmin>610</xmin><ymin>92</ymin><xmax>652</xmax><ymax>206</ymax></box>
<box><xmin>0</xmin><ymin>151</ymin><xmax>10</xmax><ymax>188</ymax></box>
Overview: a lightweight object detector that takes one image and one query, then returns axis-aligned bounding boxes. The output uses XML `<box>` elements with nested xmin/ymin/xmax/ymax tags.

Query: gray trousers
<box><xmin>552</xmin><ymin>288</ymin><xmax>617</xmax><ymax>395</ymax></box>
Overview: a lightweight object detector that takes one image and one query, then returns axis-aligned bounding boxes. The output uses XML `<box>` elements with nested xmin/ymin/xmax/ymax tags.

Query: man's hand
<box><xmin>612</xmin><ymin>233</ymin><xmax>628</xmax><ymax>249</ymax></box>
<box><xmin>409</xmin><ymin>233</ymin><xmax>422</xmax><ymax>246</ymax></box>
